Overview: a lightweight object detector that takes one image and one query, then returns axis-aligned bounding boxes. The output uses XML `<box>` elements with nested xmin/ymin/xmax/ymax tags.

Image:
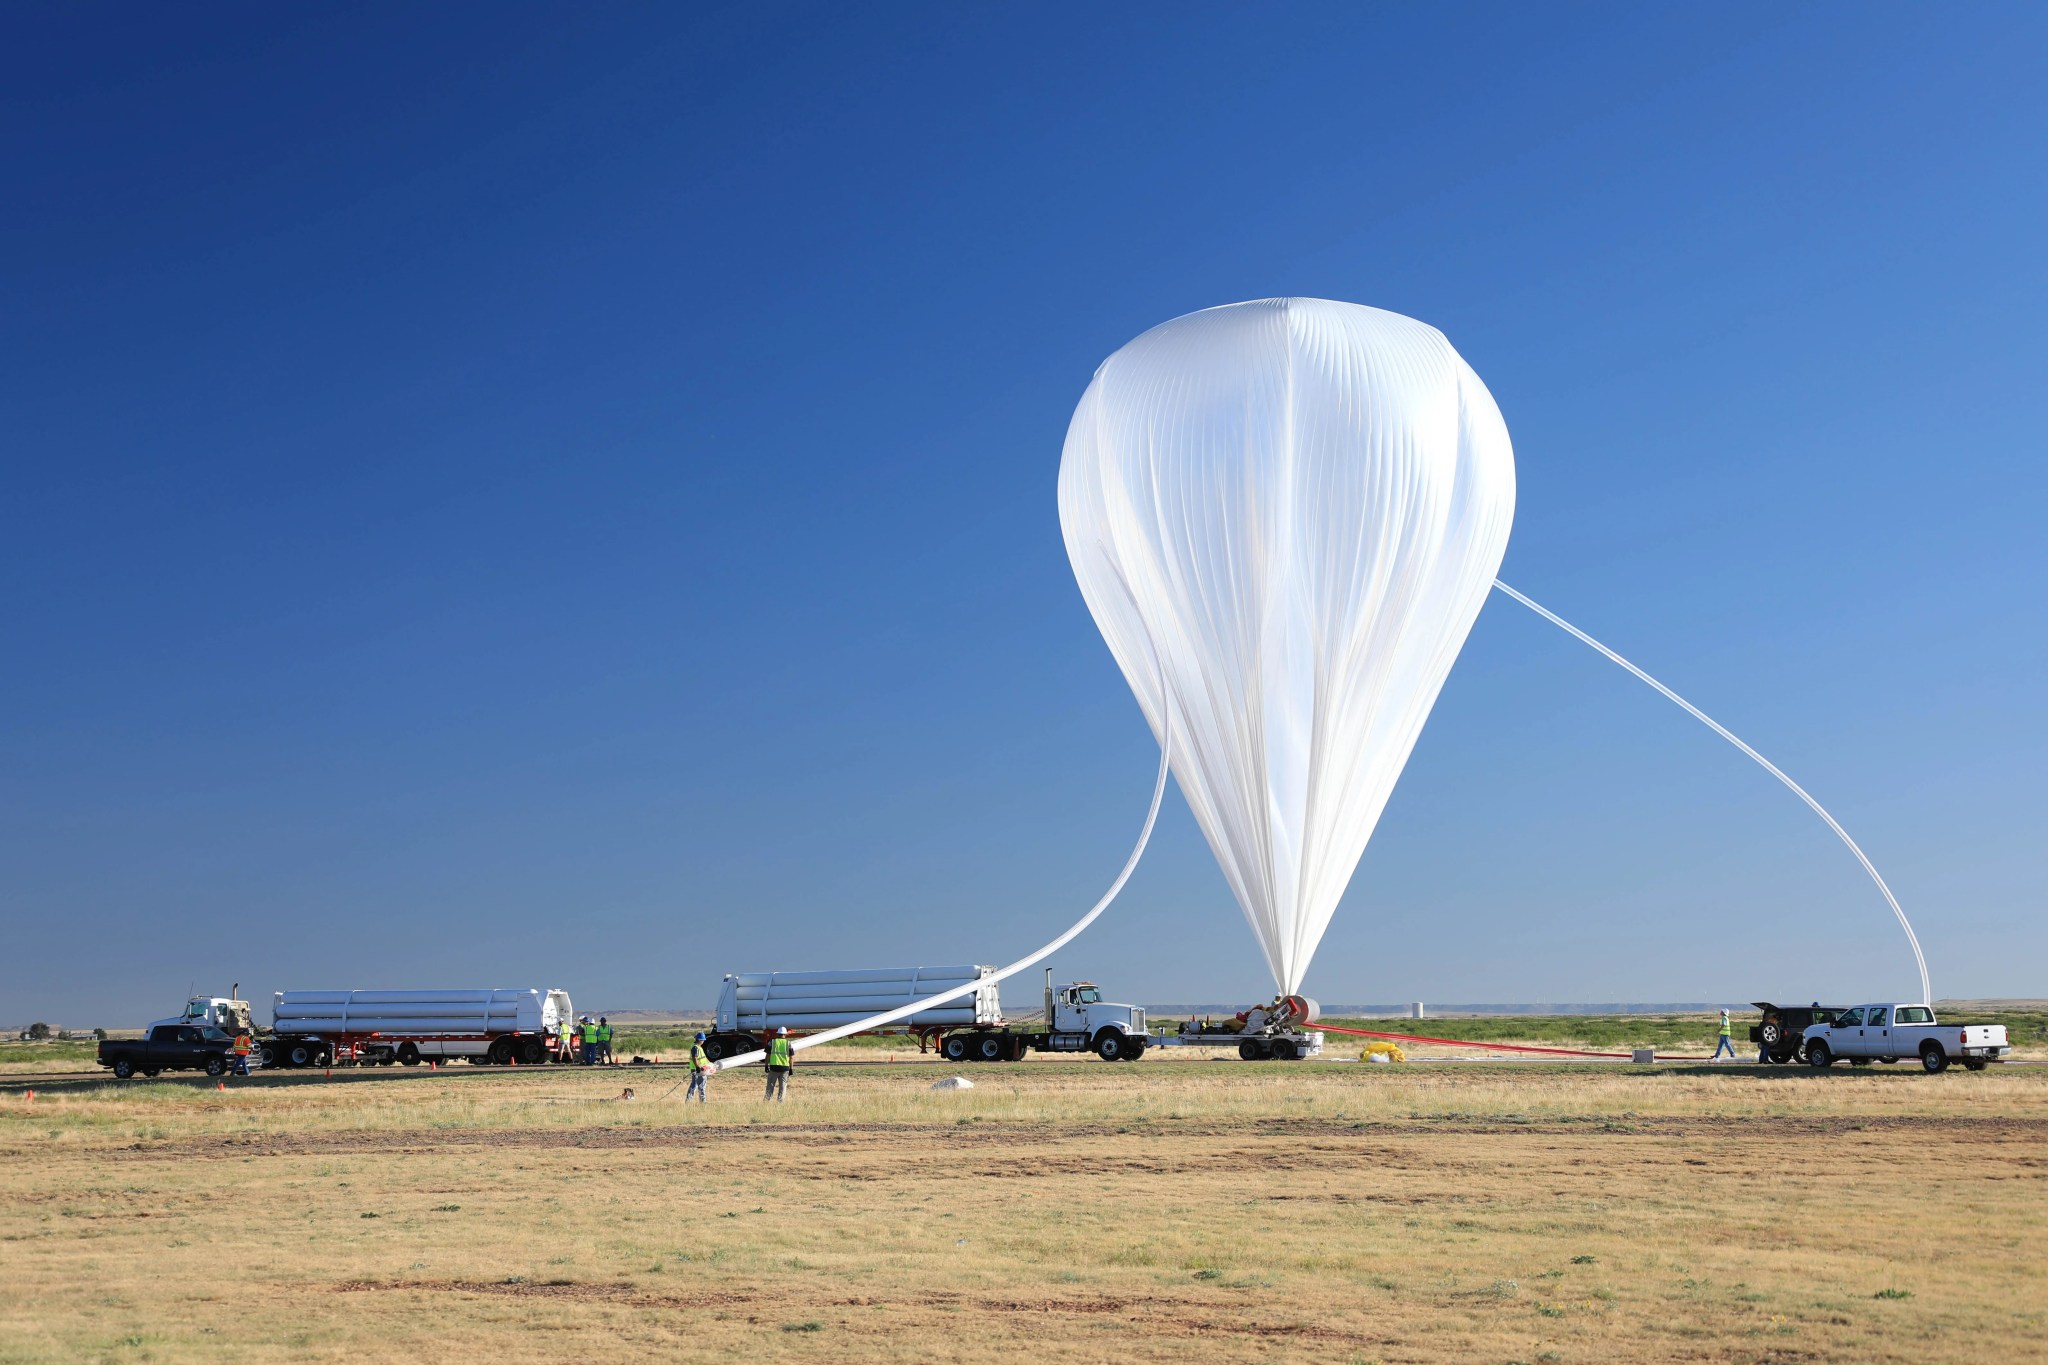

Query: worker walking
<box><xmin>232</xmin><ymin>1029</ymin><xmax>253</xmax><ymax>1076</ymax></box>
<box><xmin>1711</xmin><ymin>1009</ymin><xmax>1737</xmax><ymax>1061</ymax></box>
<box><xmin>764</xmin><ymin>1025</ymin><xmax>793</xmax><ymax>1102</ymax></box>
<box><xmin>686</xmin><ymin>1032</ymin><xmax>714</xmax><ymax>1102</ymax></box>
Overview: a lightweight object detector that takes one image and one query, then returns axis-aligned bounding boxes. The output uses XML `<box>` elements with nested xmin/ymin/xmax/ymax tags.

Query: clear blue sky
<box><xmin>4</xmin><ymin>6</ymin><xmax>2042</xmax><ymax>1026</ymax></box>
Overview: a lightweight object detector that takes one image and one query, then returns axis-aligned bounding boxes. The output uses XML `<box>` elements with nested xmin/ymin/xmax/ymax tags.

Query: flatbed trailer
<box><xmin>1147</xmin><ymin>995</ymin><xmax>1327</xmax><ymax>1060</ymax></box>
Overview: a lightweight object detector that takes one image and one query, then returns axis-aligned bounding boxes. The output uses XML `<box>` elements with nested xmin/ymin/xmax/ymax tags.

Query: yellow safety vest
<box><xmin>690</xmin><ymin>1043</ymin><xmax>711</xmax><ymax>1071</ymax></box>
<box><xmin>597</xmin><ymin>1024</ymin><xmax>612</xmax><ymax>1044</ymax></box>
<box><xmin>1719</xmin><ymin>1016</ymin><xmax>1732</xmax><ymax>1037</ymax></box>
<box><xmin>767</xmin><ymin>1036</ymin><xmax>792</xmax><ymax>1068</ymax></box>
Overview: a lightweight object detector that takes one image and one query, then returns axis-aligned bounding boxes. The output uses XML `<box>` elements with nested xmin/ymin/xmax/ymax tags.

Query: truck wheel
<box><xmin>113</xmin><ymin>1059</ymin><xmax>134</xmax><ymax>1079</ymax></box>
<box><xmin>205</xmin><ymin>1057</ymin><xmax>226</xmax><ymax>1077</ymax></box>
<box><xmin>1094</xmin><ymin>1031</ymin><xmax>1126</xmax><ymax>1061</ymax></box>
<box><xmin>975</xmin><ymin>1035</ymin><xmax>1005</xmax><ymax>1062</ymax></box>
<box><xmin>1271</xmin><ymin>1039</ymin><xmax>1299</xmax><ymax>1061</ymax></box>
<box><xmin>1920</xmin><ymin>1043</ymin><xmax>1948</xmax><ymax>1074</ymax></box>
<box><xmin>517</xmin><ymin>1038</ymin><xmax>546</xmax><ymax>1066</ymax></box>
<box><xmin>1758</xmin><ymin>1020</ymin><xmax>1783</xmax><ymax>1047</ymax></box>
<box><xmin>1772</xmin><ymin>1049</ymin><xmax>1797</xmax><ymax>1065</ymax></box>
<box><xmin>258</xmin><ymin>1044</ymin><xmax>278</xmax><ymax>1068</ymax></box>
<box><xmin>397</xmin><ymin>1044</ymin><xmax>421</xmax><ymax>1067</ymax></box>
<box><xmin>1806</xmin><ymin>1041</ymin><xmax>1833</xmax><ymax>1068</ymax></box>
<box><xmin>1879</xmin><ymin>1056</ymin><xmax>1898</xmax><ymax>1064</ymax></box>
<box><xmin>1122</xmin><ymin>1038</ymin><xmax>1147</xmax><ymax>1061</ymax></box>
<box><xmin>1963</xmin><ymin>1060</ymin><xmax>1988</xmax><ymax>1071</ymax></box>
<box><xmin>1238</xmin><ymin>1039</ymin><xmax>1266</xmax><ymax>1061</ymax></box>
<box><xmin>486</xmin><ymin>1039</ymin><xmax>513</xmax><ymax>1066</ymax></box>
<box><xmin>942</xmin><ymin>1034</ymin><xmax>971</xmax><ymax>1062</ymax></box>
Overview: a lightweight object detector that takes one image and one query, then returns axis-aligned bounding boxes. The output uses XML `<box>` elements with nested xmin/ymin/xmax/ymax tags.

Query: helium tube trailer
<box><xmin>703</xmin><ymin>967</ymin><xmax>1152</xmax><ymax>1062</ymax></box>
<box><xmin>265</xmin><ymin>988</ymin><xmax>576</xmax><ymax>1068</ymax></box>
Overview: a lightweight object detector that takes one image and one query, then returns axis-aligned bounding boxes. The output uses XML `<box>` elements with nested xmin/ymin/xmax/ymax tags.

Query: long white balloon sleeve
<box><xmin>1059</xmin><ymin>299</ymin><xmax>1515</xmax><ymax>995</ymax></box>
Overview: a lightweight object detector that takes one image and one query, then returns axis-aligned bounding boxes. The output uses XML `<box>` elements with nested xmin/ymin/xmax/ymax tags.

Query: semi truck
<box><xmin>703</xmin><ymin>966</ymin><xmax>1152</xmax><ymax>1061</ymax></box>
<box><xmin>265</xmin><ymin>988</ymin><xmax>576</xmax><ymax>1067</ymax></box>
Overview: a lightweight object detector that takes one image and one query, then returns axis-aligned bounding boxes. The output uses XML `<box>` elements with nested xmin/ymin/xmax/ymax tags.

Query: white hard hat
<box><xmin>777</xmin><ymin>1026</ymin><xmax>788</xmax><ymax>1035</ymax></box>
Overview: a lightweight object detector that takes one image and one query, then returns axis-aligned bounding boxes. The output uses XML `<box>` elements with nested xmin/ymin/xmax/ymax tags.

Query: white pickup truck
<box><xmin>1802</xmin><ymin>1003</ymin><xmax>2010</xmax><ymax>1073</ymax></box>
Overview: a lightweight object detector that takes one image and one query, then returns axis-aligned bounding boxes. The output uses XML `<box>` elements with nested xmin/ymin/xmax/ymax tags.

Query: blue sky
<box><xmin>4</xmin><ymin>6</ymin><xmax>2042</xmax><ymax>1026</ymax></box>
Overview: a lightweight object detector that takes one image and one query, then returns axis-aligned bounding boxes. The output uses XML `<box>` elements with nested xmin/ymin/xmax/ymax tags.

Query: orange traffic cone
<box><xmin>217</xmin><ymin>1081</ymin><xmax>226</xmax><ymax>1092</ymax></box>
<box><xmin>23</xmin><ymin>1090</ymin><xmax>32</xmax><ymax>1102</ymax></box>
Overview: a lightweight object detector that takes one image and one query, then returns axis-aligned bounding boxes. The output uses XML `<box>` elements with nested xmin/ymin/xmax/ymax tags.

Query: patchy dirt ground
<box><xmin>3</xmin><ymin>1061</ymin><xmax>2044</xmax><ymax>1362</ymax></box>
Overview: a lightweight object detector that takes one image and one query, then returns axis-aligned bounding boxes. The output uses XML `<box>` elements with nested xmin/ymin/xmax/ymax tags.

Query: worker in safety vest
<box><xmin>232</xmin><ymin>1030</ymin><xmax>253</xmax><ymax>1076</ymax></box>
<box><xmin>597</xmin><ymin>1017</ymin><xmax>613</xmax><ymax>1065</ymax></box>
<box><xmin>686</xmin><ymin>1032</ymin><xmax>714</xmax><ymax>1102</ymax></box>
<box><xmin>1711</xmin><ymin>1009</ymin><xmax>1737</xmax><ymax>1061</ymax></box>
<box><xmin>764</xmin><ymin>1026</ymin><xmax>793</xmax><ymax>1102</ymax></box>
<box><xmin>579</xmin><ymin>1017</ymin><xmax>596</xmax><ymax>1065</ymax></box>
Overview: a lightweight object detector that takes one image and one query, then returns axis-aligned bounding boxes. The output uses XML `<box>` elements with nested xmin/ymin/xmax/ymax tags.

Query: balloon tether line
<box><xmin>1492</xmin><ymin>579</ymin><xmax>1930</xmax><ymax>1006</ymax></box>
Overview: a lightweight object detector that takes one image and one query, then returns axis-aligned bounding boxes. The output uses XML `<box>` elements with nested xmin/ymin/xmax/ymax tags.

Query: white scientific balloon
<box><xmin>1059</xmin><ymin>298</ymin><xmax>1515</xmax><ymax>994</ymax></box>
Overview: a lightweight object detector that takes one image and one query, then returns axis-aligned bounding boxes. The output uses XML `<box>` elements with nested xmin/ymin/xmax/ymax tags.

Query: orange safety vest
<box><xmin>233</xmin><ymin>1033</ymin><xmax>252</xmax><ymax>1055</ymax></box>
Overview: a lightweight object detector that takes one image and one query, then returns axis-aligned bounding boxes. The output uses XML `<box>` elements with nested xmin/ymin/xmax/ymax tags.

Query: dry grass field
<box><xmin>3</xmin><ymin>1058</ymin><xmax>2043</xmax><ymax>1364</ymax></box>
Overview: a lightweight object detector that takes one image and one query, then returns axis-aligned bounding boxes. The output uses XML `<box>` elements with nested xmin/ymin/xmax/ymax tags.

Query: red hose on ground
<box><xmin>1319</xmin><ymin>1022</ymin><xmax>1712</xmax><ymax>1062</ymax></box>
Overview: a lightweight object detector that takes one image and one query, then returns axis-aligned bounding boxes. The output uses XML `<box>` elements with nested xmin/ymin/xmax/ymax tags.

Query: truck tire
<box><xmin>204</xmin><ymin>1057</ymin><xmax>226</xmax><ymax>1077</ymax></box>
<box><xmin>486</xmin><ymin>1038</ymin><xmax>513</xmax><ymax>1066</ymax></box>
<box><xmin>397</xmin><ymin>1044</ymin><xmax>421</xmax><ymax>1067</ymax></box>
<box><xmin>1271</xmin><ymin>1039</ymin><xmax>1299</xmax><ymax>1061</ymax></box>
<box><xmin>286</xmin><ymin>1043</ymin><xmax>316</xmax><ymax>1069</ymax></box>
<box><xmin>1772</xmin><ymin>1049</ymin><xmax>1798</xmax><ymax>1065</ymax></box>
<box><xmin>1963</xmin><ymin>1060</ymin><xmax>1988</xmax><ymax>1071</ymax></box>
<box><xmin>1807</xmin><ymin>1040</ymin><xmax>1834</xmax><ymax>1068</ymax></box>
<box><xmin>1758</xmin><ymin>1019</ymin><xmax>1784</xmax><ymax>1048</ymax></box>
<box><xmin>113</xmin><ymin>1059</ymin><xmax>134</xmax><ymax>1079</ymax></box>
<box><xmin>1238</xmin><ymin>1039</ymin><xmax>1267</xmax><ymax>1061</ymax></box>
<box><xmin>942</xmin><ymin>1034</ymin><xmax>972</xmax><ymax>1062</ymax></box>
<box><xmin>517</xmin><ymin>1038</ymin><xmax>546</xmax><ymax>1066</ymax></box>
<box><xmin>975</xmin><ymin>1034</ymin><xmax>1005</xmax><ymax>1062</ymax></box>
<box><xmin>1920</xmin><ymin>1043</ymin><xmax>1948</xmax><ymax>1074</ymax></box>
<box><xmin>258</xmin><ymin>1044</ymin><xmax>279</xmax><ymax>1069</ymax></box>
<box><xmin>1094</xmin><ymin>1031</ymin><xmax>1127</xmax><ymax>1061</ymax></box>
<box><xmin>1122</xmin><ymin>1037</ymin><xmax>1147</xmax><ymax>1061</ymax></box>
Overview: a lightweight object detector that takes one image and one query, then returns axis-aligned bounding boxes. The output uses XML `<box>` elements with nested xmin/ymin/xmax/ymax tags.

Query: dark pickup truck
<box><xmin>98</xmin><ymin>1023</ymin><xmax>237</xmax><ymax>1078</ymax></box>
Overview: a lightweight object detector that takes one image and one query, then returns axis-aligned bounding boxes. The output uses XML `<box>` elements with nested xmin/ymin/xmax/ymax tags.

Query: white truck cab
<box><xmin>1803</xmin><ymin>1003</ymin><xmax>2009</xmax><ymax>1073</ymax></box>
<box><xmin>151</xmin><ymin>992</ymin><xmax>255</xmax><ymax>1035</ymax></box>
<box><xmin>1045</xmin><ymin>976</ymin><xmax>1148</xmax><ymax>1059</ymax></box>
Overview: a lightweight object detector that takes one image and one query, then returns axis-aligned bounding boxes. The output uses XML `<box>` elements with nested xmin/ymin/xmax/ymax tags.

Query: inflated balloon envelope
<box><xmin>1058</xmin><ymin>298</ymin><xmax>1516</xmax><ymax>996</ymax></box>
<box><xmin>701</xmin><ymin>296</ymin><xmax>1926</xmax><ymax>1079</ymax></box>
